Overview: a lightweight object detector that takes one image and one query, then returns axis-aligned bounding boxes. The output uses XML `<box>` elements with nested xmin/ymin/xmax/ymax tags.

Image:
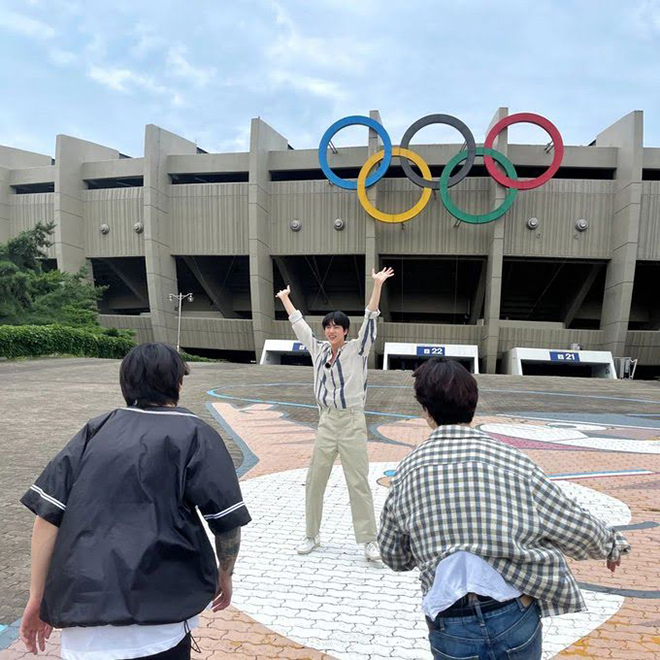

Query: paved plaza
<box><xmin>1</xmin><ymin>358</ymin><xmax>659</xmax><ymax>659</ymax></box>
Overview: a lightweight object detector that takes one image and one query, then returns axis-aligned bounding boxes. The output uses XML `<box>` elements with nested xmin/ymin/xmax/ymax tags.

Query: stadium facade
<box><xmin>1</xmin><ymin>108</ymin><xmax>658</xmax><ymax>375</ymax></box>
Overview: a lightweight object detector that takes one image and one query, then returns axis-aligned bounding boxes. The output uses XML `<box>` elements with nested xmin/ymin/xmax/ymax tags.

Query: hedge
<box><xmin>0</xmin><ymin>325</ymin><xmax>135</xmax><ymax>359</ymax></box>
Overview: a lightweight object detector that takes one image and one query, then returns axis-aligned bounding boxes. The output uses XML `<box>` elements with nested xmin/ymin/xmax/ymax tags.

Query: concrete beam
<box><xmin>563</xmin><ymin>263</ymin><xmax>601</xmax><ymax>328</ymax></box>
<box><xmin>469</xmin><ymin>259</ymin><xmax>487</xmax><ymax>325</ymax></box>
<box><xmin>273</xmin><ymin>256</ymin><xmax>308</xmax><ymax>315</ymax></box>
<box><xmin>101</xmin><ymin>258</ymin><xmax>149</xmax><ymax>304</ymax></box>
<box><xmin>183</xmin><ymin>256</ymin><xmax>241</xmax><ymax>318</ymax></box>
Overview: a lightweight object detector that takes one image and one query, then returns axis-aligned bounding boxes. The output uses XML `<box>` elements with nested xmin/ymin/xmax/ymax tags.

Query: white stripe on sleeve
<box><xmin>30</xmin><ymin>485</ymin><xmax>66</xmax><ymax>511</ymax></box>
<box><xmin>203</xmin><ymin>501</ymin><xmax>246</xmax><ymax>520</ymax></box>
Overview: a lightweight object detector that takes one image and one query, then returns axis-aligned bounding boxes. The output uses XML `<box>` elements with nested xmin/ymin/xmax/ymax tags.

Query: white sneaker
<box><xmin>364</xmin><ymin>541</ymin><xmax>381</xmax><ymax>562</ymax></box>
<box><xmin>296</xmin><ymin>535</ymin><xmax>321</xmax><ymax>555</ymax></box>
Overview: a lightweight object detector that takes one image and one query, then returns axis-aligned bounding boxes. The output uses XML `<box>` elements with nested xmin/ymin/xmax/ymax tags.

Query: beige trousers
<box><xmin>305</xmin><ymin>408</ymin><xmax>377</xmax><ymax>544</ymax></box>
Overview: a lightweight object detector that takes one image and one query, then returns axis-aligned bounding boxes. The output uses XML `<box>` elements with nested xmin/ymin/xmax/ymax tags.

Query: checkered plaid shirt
<box><xmin>377</xmin><ymin>425</ymin><xmax>631</xmax><ymax>617</ymax></box>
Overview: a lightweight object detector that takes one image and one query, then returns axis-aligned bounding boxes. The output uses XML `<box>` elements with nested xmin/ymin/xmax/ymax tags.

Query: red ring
<box><xmin>483</xmin><ymin>113</ymin><xmax>564</xmax><ymax>190</ymax></box>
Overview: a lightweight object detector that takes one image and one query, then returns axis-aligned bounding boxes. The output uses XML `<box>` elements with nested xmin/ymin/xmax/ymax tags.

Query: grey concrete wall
<box><xmin>0</xmin><ymin>146</ymin><xmax>51</xmax><ymax>169</ymax></box>
<box><xmin>143</xmin><ymin>125</ymin><xmax>197</xmax><ymax>344</ymax></box>
<box><xmin>9</xmin><ymin>165</ymin><xmax>55</xmax><ymax>186</ymax></box>
<box><xmin>84</xmin><ymin>188</ymin><xmax>145</xmax><ymax>257</ymax></box>
<box><xmin>179</xmin><ymin>318</ymin><xmax>254</xmax><ymax>351</ymax></box>
<box><xmin>98</xmin><ymin>314</ymin><xmax>154</xmax><ymax>343</ymax></box>
<box><xmin>504</xmin><ymin>180</ymin><xmax>614</xmax><ymax>257</ymax></box>
<box><xmin>81</xmin><ymin>158</ymin><xmax>144</xmax><ymax>180</ymax></box>
<box><xmin>596</xmin><ymin>111</ymin><xmax>644</xmax><ymax>356</ymax></box>
<box><xmin>53</xmin><ymin>136</ymin><xmax>119</xmax><ymax>273</ymax></box>
<box><xmin>10</xmin><ymin>194</ymin><xmax>56</xmax><ymax>257</ymax></box>
<box><xmin>169</xmin><ymin>183</ymin><xmax>249</xmax><ymax>254</ymax></box>
<box><xmin>270</xmin><ymin>180</ymin><xmax>366</xmax><ymax>254</ymax></box>
<box><xmin>639</xmin><ymin>181</ymin><xmax>660</xmax><ymax>260</ymax></box>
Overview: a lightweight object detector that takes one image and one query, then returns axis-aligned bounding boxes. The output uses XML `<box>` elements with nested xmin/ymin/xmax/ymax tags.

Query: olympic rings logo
<box><xmin>318</xmin><ymin>113</ymin><xmax>564</xmax><ymax>224</ymax></box>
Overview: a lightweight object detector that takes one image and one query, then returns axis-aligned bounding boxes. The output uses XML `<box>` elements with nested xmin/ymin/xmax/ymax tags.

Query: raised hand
<box><xmin>371</xmin><ymin>267</ymin><xmax>395</xmax><ymax>284</ymax></box>
<box><xmin>275</xmin><ymin>285</ymin><xmax>291</xmax><ymax>300</ymax></box>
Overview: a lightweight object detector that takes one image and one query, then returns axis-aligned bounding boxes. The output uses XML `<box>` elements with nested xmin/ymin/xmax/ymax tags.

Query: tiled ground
<box><xmin>1</xmin><ymin>358</ymin><xmax>659</xmax><ymax>659</ymax></box>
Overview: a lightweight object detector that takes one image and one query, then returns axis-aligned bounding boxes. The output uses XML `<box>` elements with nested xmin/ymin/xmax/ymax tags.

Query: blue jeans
<box><xmin>427</xmin><ymin>597</ymin><xmax>542</xmax><ymax>660</ymax></box>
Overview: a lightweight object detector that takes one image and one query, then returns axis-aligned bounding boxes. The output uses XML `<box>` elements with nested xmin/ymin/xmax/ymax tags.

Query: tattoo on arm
<box><xmin>215</xmin><ymin>527</ymin><xmax>241</xmax><ymax>575</ymax></box>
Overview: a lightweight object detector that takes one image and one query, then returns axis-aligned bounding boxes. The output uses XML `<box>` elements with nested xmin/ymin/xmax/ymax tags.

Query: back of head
<box><xmin>322</xmin><ymin>310</ymin><xmax>350</xmax><ymax>333</ymax></box>
<box><xmin>120</xmin><ymin>343</ymin><xmax>190</xmax><ymax>408</ymax></box>
<box><xmin>412</xmin><ymin>358</ymin><xmax>478</xmax><ymax>426</ymax></box>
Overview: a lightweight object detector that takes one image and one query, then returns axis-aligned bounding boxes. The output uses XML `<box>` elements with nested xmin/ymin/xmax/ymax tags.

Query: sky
<box><xmin>1</xmin><ymin>0</ymin><xmax>659</xmax><ymax>158</ymax></box>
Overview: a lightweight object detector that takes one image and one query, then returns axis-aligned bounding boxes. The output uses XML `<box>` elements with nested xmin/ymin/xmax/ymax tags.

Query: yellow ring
<box><xmin>357</xmin><ymin>147</ymin><xmax>433</xmax><ymax>224</ymax></box>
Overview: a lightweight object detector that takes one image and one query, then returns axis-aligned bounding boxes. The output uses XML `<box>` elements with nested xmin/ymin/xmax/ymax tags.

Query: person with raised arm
<box><xmin>276</xmin><ymin>267</ymin><xmax>394</xmax><ymax>561</ymax></box>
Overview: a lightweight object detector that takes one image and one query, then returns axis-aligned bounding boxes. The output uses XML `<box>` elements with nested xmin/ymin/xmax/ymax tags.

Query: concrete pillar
<box><xmin>143</xmin><ymin>125</ymin><xmax>197</xmax><ymax>345</ymax></box>
<box><xmin>365</xmin><ymin>110</ymin><xmax>382</xmax><ymax>367</ymax></box>
<box><xmin>0</xmin><ymin>166</ymin><xmax>9</xmax><ymax>244</ymax></box>
<box><xmin>596</xmin><ymin>111</ymin><xmax>644</xmax><ymax>356</ymax></box>
<box><xmin>480</xmin><ymin>107</ymin><xmax>508</xmax><ymax>374</ymax></box>
<box><xmin>248</xmin><ymin>119</ymin><xmax>288</xmax><ymax>359</ymax></box>
<box><xmin>53</xmin><ymin>136</ymin><xmax>118</xmax><ymax>273</ymax></box>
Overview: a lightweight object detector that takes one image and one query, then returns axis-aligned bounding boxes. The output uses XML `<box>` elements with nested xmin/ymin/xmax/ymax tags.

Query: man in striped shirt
<box><xmin>276</xmin><ymin>267</ymin><xmax>394</xmax><ymax>560</ymax></box>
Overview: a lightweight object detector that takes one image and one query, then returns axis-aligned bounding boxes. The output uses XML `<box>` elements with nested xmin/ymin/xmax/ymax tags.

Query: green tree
<box><xmin>0</xmin><ymin>222</ymin><xmax>105</xmax><ymax>328</ymax></box>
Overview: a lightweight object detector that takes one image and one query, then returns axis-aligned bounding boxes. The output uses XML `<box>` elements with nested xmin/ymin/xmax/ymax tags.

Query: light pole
<box><xmin>168</xmin><ymin>292</ymin><xmax>194</xmax><ymax>352</ymax></box>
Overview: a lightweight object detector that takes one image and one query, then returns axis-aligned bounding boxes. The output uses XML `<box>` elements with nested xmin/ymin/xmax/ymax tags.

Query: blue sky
<box><xmin>1</xmin><ymin>0</ymin><xmax>659</xmax><ymax>157</ymax></box>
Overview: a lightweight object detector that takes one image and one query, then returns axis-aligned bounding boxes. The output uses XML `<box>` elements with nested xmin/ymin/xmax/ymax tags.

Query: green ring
<box><xmin>439</xmin><ymin>147</ymin><xmax>518</xmax><ymax>224</ymax></box>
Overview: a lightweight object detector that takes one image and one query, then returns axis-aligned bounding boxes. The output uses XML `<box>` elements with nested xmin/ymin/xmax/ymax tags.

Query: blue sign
<box><xmin>292</xmin><ymin>342</ymin><xmax>307</xmax><ymax>352</ymax></box>
<box><xmin>550</xmin><ymin>351</ymin><xmax>580</xmax><ymax>362</ymax></box>
<box><xmin>416</xmin><ymin>345</ymin><xmax>446</xmax><ymax>357</ymax></box>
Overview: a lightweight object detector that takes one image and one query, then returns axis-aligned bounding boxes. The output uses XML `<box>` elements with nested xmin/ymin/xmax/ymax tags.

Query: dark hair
<box><xmin>120</xmin><ymin>343</ymin><xmax>190</xmax><ymax>408</ymax></box>
<box><xmin>412</xmin><ymin>358</ymin><xmax>478</xmax><ymax>425</ymax></box>
<box><xmin>322</xmin><ymin>311</ymin><xmax>350</xmax><ymax>334</ymax></box>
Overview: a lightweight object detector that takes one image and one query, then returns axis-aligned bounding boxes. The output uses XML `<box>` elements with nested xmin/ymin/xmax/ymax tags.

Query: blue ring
<box><xmin>318</xmin><ymin>115</ymin><xmax>392</xmax><ymax>190</ymax></box>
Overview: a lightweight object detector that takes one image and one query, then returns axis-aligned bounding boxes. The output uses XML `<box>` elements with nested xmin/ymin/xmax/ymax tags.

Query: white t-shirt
<box><xmin>423</xmin><ymin>551</ymin><xmax>521</xmax><ymax>620</ymax></box>
<box><xmin>60</xmin><ymin>616</ymin><xmax>199</xmax><ymax>660</ymax></box>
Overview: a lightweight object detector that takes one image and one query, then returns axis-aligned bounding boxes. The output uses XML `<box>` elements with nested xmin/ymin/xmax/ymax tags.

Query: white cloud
<box><xmin>266</xmin><ymin>0</ymin><xmax>374</xmax><ymax>73</ymax></box>
<box><xmin>631</xmin><ymin>0</ymin><xmax>660</xmax><ymax>36</ymax></box>
<box><xmin>87</xmin><ymin>65</ymin><xmax>186</xmax><ymax>107</ymax></box>
<box><xmin>0</xmin><ymin>9</ymin><xmax>55</xmax><ymax>39</ymax></box>
<box><xmin>270</xmin><ymin>70</ymin><xmax>345</xmax><ymax>100</ymax></box>
<box><xmin>166</xmin><ymin>45</ymin><xmax>216</xmax><ymax>88</ymax></box>
<box><xmin>49</xmin><ymin>48</ymin><xmax>76</xmax><ymax>66</ymax></box>
<box><xmin>130</xmin><ymin>23</ymin><xmax>167</xmax><ymax>58</ymax></box>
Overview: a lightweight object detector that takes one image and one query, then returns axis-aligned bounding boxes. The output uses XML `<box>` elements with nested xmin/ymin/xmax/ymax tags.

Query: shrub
<box><xmin>0</xmin><ymin>324</ymin><xmax>135</xmax><ymax>360</ymax></box>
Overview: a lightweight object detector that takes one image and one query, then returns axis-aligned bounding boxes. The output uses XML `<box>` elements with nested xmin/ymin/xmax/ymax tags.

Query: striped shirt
<box><xmin>378</xmin><ymin>425</ymin><xmax>631</xmax><ymax>618</ymax></box>
<box><xmin>288</xmin><ymin>308</ymin><xmax>379</xmax><ymax>409</ymax></box>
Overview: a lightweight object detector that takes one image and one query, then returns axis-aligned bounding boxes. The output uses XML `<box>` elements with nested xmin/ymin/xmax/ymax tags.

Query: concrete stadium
<box><xmin>1</xmin><ymin>108</ymin><xmax>658</xmax><ymax>376</ymax></box>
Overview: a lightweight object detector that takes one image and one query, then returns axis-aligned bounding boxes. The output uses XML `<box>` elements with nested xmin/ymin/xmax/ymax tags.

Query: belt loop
<box><xmin>469</xmin><ymin>595</ymin><xmax>486</xmax><ymax>627</ymax></box>
<box><xmin>516</xmin><ymin>597</ymin><xmax>525</xmax><ymax>612</ymax></box>
<box><xmin>437</xmin><ymin>616</ymin><xmax>445</xmax><ymax>631</ymax></box>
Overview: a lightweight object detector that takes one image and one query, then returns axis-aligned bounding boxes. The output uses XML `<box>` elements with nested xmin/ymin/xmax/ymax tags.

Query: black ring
<box><xmin>399</xmin><ymin>114</ymin><xmax>477</xmax><ymax>189</ymax></box>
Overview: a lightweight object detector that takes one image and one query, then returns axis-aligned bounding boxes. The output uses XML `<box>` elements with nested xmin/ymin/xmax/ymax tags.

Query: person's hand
<box><xmin>606</xmin><ymin>558</ymin><xmax>621</xmax><ymax>573</ymax></box>
<box><xmin>275</xmin><ymin>285</ymin><xmax>291</xmax><ymax>300</ymax></box>
<box><xmin>212</xmin><ymin>571</ymin><xmax>233</xmax><ymax>611</ymax></box>
<box><xmin>20</xmin><ymin>596</ymin><xmax>52</xmax><ymax>654</ymax></box>
<box><xmin>372</xmin><ymin>267</ymin><xmax>394</xmax><ymax>285</ymax></box>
